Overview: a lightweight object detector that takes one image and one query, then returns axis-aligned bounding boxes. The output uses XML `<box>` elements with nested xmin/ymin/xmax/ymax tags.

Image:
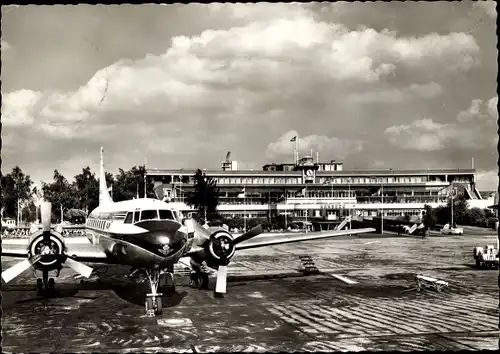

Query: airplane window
<box><xmin>159</xmin><ymin>209</ymin><xmax>174</xmax><ymax>220</ymax></box>
<box><xmin>134</xmin><ymin>211</ymin><xmax>140</xmax><ymax>223</ymax></box>
<box><xmin>140</xmin><ymin>210</ymin><xmax>159</xmax><ymax>221</ymax></box>
<box><xmin>113</xmin><ymin>212</ymin><xmax>127</xmax><ymax>220</ymax></box>
<box><xmin>124</xmin><ymin>212</ymin><xmax>133</xmax><ymax>224</ymax></box>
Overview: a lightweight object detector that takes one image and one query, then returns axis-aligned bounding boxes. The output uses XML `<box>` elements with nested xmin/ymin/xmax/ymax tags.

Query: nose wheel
<box><xmin>144</xmin><ymin>266</ymin><xmax>168</xmax><ymax>317</ymax></box>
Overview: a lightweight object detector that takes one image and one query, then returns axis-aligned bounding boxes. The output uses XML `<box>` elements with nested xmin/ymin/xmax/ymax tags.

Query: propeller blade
<box><xmin>64</xmin><ymin>257</ymin><xmax>93</xmax><ymax>278</ymax></box>
<box><xmin>214</xmin><ymin>265</ymin><xmax>228</xmax><ymax>295</ymax></box>
<box><xmin>232</xmin><ymin>224</ymin><xmax>264</xmax><ymax>245</ymax></box>
<box><xmin>40</xmin><ymin>202</ymin><xmax>51</xmax><ymax>232</ymax></box>
<box><xmin>2</xmin><ymin>255</ymin><xmax>41</xmax><ymax>284</ymax></box>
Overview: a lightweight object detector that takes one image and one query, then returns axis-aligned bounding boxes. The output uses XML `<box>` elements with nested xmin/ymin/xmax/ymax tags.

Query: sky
<box><xmin>1</xmin><ymin>2</ymin><xmax>498</xmax><ymax>190</ymax></box>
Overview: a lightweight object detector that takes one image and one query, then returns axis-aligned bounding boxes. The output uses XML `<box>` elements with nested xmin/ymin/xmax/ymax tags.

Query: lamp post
<box><xmin>381</xmin><ymin>182</ymin><xmax>384</xmax><ymax>235</ymax></box>
<box><xmin>348</xmin><ymin>178</ymin><xmax>352</xmax><ymax>230</ymax></box>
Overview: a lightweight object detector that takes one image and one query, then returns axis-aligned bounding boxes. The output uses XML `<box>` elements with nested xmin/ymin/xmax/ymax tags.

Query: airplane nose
<box><xmin>134</xmin><ymin>220</ymin><xmax>187</xmax><ymax>257</ymax></box>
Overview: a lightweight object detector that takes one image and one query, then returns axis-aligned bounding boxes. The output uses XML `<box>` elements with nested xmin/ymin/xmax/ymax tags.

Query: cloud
<box><xmin>474</xmin><ymin>1</ymin><xmax>497</xmax><ymax>19</ymax></box>
<box><xmin>349</xmin><ymin>82</ymin><xmax>442</xmax><ymax>104</ymax></box>
<box><xmin>1</xmin><ymin>40</ymin><xmax>11</xmax><ymax>50</ymax></box>
<box><xmin>384</xmin><ymin>97</ymin><xmax>498</xmax><ymax>152</ymax></box>
<box><xmin>476</xmin><ymin>170</ymin><xmax>498</xmax><ymax>191</ymax></box>
<box><xmin>266</xmin><ymin>130</ymin><xmax>365</xmax><ymax>160</ymax></box>
<box><xmin>1</xmin><ymin>90</ymin><xmax>42</xmax><ymax>127</ymax></box>
<box><xmin>0</xmin><ymin>4</ymin><xmax>490</xmax><ymax>183</ymax></box>
<box><xmin>2</xmin><ymin>14</ymin><xmax>480</xmax><ymax>136</ymax></box>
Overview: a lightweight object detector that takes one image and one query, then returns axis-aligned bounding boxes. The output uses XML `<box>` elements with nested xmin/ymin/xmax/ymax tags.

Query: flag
<box><xmin>295</xmin><ymin>187</ymin><xmax>306</xmax><ymax>197</ymax></box>
<box><xmin>290</xmin><ymin>136</ymin><xmax>297</xmax><ymax>142</ymax></box>
<box><xmin>238</xmin><ymin>187</ymin><xmax>246</xmax><ymax>198</ymax></box>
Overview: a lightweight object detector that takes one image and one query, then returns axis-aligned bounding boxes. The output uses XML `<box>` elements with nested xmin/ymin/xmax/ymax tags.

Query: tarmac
<box><xmin>2</xmin><ymin>231</ymin><xmax>499</xmax><ymax>352</ymax></box>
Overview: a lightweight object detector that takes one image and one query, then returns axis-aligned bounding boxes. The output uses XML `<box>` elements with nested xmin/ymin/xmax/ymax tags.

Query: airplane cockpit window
<box><xmin>140</xmin><ymin>210</ymin><xmax>159</xmax><ymax>221</ymax></box>
<box><xmin>113</xmin><ymin>212</ymin><xmax>127</xmax><ymax>221</ymax></box>
<box><xmin>124</xmin><ymin>212</ymin><xmax>133</xmax><ymax>224</ymax></box>
<box><xmin>159</xmin><ymin>209</ymin><xmax>174</xmax><ymax>220</ymax></box>
<box><xmin>134</xmin><ymin>211</ymin><xmax>140</xmax><ymax>223</ymax></box>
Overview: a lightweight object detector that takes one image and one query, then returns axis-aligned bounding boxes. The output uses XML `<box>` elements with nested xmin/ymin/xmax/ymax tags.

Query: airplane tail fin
<box><xmin>99</xmin><ymin>147</ymin><xmax>113</xmax><ymax>206</ymax></box>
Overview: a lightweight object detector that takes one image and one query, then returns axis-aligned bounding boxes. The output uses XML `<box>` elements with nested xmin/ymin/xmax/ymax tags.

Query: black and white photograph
<box><xmin>1</xmin><ymin>1</ymin><xmax>498</xmax><ymax>352</ymax></box>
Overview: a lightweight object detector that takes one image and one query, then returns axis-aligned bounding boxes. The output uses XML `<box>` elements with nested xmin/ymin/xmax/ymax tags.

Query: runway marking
<box><xmin>157</xmin><ymin>318</ymin><xmax>193</xmax><ymax>327</ymax></box>
<box><xmin>247</xmin><ymin>291</ymin><xmax>264</xmax><ymax>299</ymax></box>
<box><xmin>364</xmin><ymin>241</ymin><xmax>381</xmax><ymax>245</ymax></box>
<box><xmin>328</xmin><ymin>274</ymin><xmax>358</xmax><ymax>284</ymax></box>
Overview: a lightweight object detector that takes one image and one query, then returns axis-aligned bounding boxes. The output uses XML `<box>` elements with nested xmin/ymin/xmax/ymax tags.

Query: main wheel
<box><xmin>36</xmin><ymin>279</ymin><xmax>43</xmax><ymax>295</ymax></box>
<box><xmin>154</xmin><ymin>297</ymin><xmax>163</xmax><ymax>315</ymax></box>
<box><xmin>199</xmin><ymin>273</ymin><xmax>210</xmax><ymax>290</ymax></box>
<box><xmin>189</xmin><ymin>273</ymin><xmax>199</xmax><ymax>288</ymax></box>
<box><xmin>145</xmin><ymin>298</ymin><xmax>154</xmax><ymax>314</ymax></box>
<box><xmin>48</xmin><ymin>278</ymin><xmax>55</xmax><ymax>291</ymax></box>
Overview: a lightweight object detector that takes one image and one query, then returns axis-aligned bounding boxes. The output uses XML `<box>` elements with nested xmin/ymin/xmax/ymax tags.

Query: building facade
<box><xmin>146</xmin><ymin>156</ymin><xmax>491</xmax><ymax>223</ymax></box>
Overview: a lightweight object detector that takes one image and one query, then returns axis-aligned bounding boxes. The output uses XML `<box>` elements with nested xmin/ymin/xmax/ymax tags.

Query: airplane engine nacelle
<box><xmin>191</xmin><ymin>227</ymin><xmax>237</xmax><ymax>270</ymax></box>
<box><xmin>27</xmin><ymin>230</ymin><xmax>67</xmax><ymax>272</ymax></box>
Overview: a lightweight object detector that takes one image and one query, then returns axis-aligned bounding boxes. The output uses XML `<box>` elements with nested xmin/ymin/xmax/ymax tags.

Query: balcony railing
<box><xmin>356</xmin><ymin>196</ymin><xmax>448</xmax><ymax>204</ymax></box>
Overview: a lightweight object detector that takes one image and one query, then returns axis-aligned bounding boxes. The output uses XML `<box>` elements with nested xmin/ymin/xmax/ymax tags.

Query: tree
<box><xmin>1</xmin><ymin>167</ymin><xmax>34</xmax><ymax>220</ymax></box>
<box><xmin>112</xmin><ymin>166</ymin><xmax>154</xmax><ymax>202</ymax></box>
<box><xmin>422</xmin><ymin>204</ymin><xmax>437</xmax><ymax>230</ymax></box>
<box><xmin>186</xmin><ymin>169</ymin><xmax>220</xmax><ymax>221</ymax></box>
<box><xmin>73</xmin><ymin>167</ymin><xmax>99</xmax><ymax>213</ymax></box>
<box><xmin>21</xmin><ymin>201</ymin><xmax>37</xmax><ymax>223</ymax></box>
<box><xmin>449</xmin><ymin>192</ymin><xmax>468</xmax><ymax>226</ymax></box>
<box><xmin>42</xmin><ymin>170</ymin><xmax>77</xmax><ymax>222</ymax></box>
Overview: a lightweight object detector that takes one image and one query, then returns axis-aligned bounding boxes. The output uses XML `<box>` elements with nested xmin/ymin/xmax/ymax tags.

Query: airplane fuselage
<box><xmin>84</xmin><ymin>198</ymin><xmax>193</xmax><ymax>269</ymax></box>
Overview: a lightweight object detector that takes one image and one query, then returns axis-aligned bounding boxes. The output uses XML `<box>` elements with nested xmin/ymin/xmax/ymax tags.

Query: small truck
<box><xmin>473</xmin><ymin>243</ymin><xmax>499</xmax><ymax>269</ymax></box>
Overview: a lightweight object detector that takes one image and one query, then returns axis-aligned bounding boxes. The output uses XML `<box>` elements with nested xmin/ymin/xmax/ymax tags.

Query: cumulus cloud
<box><xmin>266</xmin><ymin>130</ymin><xmax>364</xmax><ymax>160</ymax></box>
<box><xmin>476</xmin><ymin>170</ymin><xmax>499</xmax><ymax>191</ymax></box>
<box><xmin>349</xmin><ymin>82</ymin><xmax>442</xmax><ymax>104</ymax></box>
<box><xmin>2</xmin><ymin>12</ymin><xmax>480</xmax><ymax>137</ymax></box>
<box><xmin>1</xmin><ymin>4</ymin><xmax>490</xmax><ymax>183</ymax></box>
<box><xmin>384</xmin><ymin>97</ymin><xmax>498</xmax><ymax>152</ymax></box>
<box><xmin>474</xmin><ymin>1</ymin><xmax>497</xmax><ymax>19</ymax></box>
<box><xmin>1</xmin><ymin>40</ymin><xmax>11</xmax><ymax>50</ymax></box>
<box><xmin>1</xmin><ymin>90</ymin><xmax>42</xmax><ymax>127</ymax></box>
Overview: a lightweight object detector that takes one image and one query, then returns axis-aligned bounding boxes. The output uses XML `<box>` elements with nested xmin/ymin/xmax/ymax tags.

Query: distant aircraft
<box><xmin>2</xmin><ymin>147</ymin><xmax>375</xmax><ymax>316</ymax></box>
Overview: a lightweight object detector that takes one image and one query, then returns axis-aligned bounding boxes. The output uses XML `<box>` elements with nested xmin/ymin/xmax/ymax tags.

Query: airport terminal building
<box><xmin>146</xmin><ymin>155</ymin><xmax>492</xmax><ymax>223</ymax></box>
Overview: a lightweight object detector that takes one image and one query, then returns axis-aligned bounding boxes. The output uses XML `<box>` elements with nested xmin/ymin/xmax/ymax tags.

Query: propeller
<box><xmin>2</xmin><ymin>255</ymin><xmax>41</xmax><ymax>283</ymax></box>
<box><xmin>209</xmin><ymin>224</ymin><xmax>264</xmax><ymax>296</ymax></box>
<box><xmin>232</xmin><ymin>225</ymin><xmax>264</xmax><ymax>245</ymax></box>
<box><xmin>1</xmin><ymin>202</ymin><xmax>93</xmax><ymax>284</ymax></box>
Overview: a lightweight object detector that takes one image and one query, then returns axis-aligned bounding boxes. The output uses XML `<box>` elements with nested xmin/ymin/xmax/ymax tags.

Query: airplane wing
<box><xmin>1</xmin><ymin>237</ymin><xmax>110</xmax><ymax>263</ymax></box>
<box><xmin>234</xmin><ymin>227</ymin><xmax>375</xmax><ymax>251</ymax></box>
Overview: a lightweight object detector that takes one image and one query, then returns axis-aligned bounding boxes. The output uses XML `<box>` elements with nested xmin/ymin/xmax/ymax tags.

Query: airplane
<box><xmin>1</xmin><ymin>147</ymin><xmax>376</xmax><ymax>317</ymax></box>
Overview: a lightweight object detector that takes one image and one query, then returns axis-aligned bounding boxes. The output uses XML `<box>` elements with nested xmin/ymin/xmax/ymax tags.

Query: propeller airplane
<box><xmin>2</xmin><ymin>147</ymin><xmax>375</xmax><ymax>316</ymax></box>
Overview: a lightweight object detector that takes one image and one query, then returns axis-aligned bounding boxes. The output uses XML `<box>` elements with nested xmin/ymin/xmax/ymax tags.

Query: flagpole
<box><xmin>243</xmin><ymin>187</ymin><xmax>246</xmax><ymax>233</ymax></box>
<box><xmin>296</xmin><ymin>135</ymin><xmax>299</xmax><ymax>164</ymax></box>
<box><xmin>305</xmin><ymin>184</ymin><xmax>308</xmax><ymax>233</ymax></box>
<box><xmin>144</xmin><ymin>157</ymin><xmax>147</xmax><ymax>199</ymax></box>
<box><xmin>381</xmin><ymin>182</ymin><xmax>384</xmax><ymax>235</ymax></box>
<box><xmin>285</xmin><ymin>190</ymin><xmax>288</xmax><ymax>229</ymax></box>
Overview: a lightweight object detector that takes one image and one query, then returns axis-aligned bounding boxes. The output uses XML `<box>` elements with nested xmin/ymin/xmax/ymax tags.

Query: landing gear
<box><xmin>37</xmin><ymin>270</ymin><xmax>56</xmax><ymax>296</ymax></box>
<box><xmin>159</xmin><ymin>272</ymin><xmax>175</xmax><ymax>293</ymax></box>
<box><xmin>189</xmin><ymin>271</ymin><xmax>209</xmax><ymax>290</ymax></box>
<box><xmin>144</xmin><ymin>266</ymin><xmax>165</xmax><ymax>317</ymax></box>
